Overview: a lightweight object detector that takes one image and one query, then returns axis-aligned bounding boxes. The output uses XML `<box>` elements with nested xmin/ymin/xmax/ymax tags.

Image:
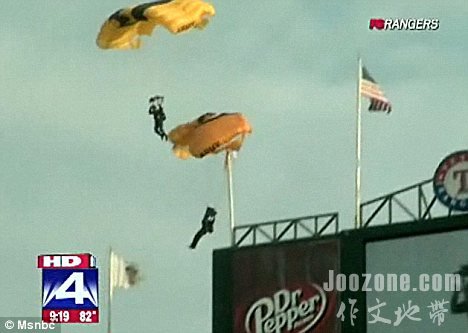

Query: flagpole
<box><xmin>226</xmin><ymin>151</ymin><xmax>235</xmax><ymax>246</ymax></box>
<box><xmin>107</xmin><ymin>246</ymin><xmax>112</xmax><ymax>333</ymax></box>
<box><xmin>355</xmin><ymin>57</ymin><xmax>363</xmax><ymax>228</ymax></box>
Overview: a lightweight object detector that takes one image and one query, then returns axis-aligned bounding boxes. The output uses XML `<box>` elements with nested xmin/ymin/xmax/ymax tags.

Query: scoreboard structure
<box><xmin>214</xmin><ymin>152</ymin><xmax>468</xmax><ymax>332</ymax></box>
<box><xmin>342</xmin><ymin>213</ymin><xmax>468</xmax><ymax>333</ymax></box>
<box><xmin>213</xmin><ymin>213</ymin><xmax>341</xmax><ymax>333</ymax></box>
<box><xmin>214</xmin><ymin>235</ymin><xmax>341</xmax><ymax>333</ymax></box>
<box><xmin>213</xmin><ymin>182</ymin><xmax>468</xmax><ymax>333</ymax></box>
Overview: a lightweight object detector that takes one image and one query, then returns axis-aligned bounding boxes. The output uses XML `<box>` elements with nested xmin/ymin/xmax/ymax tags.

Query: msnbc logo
<box><xmin>369</xmin><ymin>18</ymin><xmax>439</xmax><ymax>31</ymax></box>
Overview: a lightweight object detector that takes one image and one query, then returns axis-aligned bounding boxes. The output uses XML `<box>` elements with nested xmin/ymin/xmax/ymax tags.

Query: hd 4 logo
<box><xmin>38</xmin><ymin>254</ymin><xmax>96</xmax><ymax>269</ymax></box>
<box><xmin>42</xmin><ymin>269</ymin><xmax>99</xmax><ymax>309</ymax></box>
<box><xmin>38</xmin><ymin>253</ymin><xmax>99</xmax><ymax>323</ymax></box>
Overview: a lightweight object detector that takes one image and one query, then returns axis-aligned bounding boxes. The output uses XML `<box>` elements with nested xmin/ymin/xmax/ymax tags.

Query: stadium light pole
<box><xmin>226</xmin><ymin>151</ymin><xmax>235</xmax><ymax>245</ymax></box>
<box><xmin>355</xmin><ymin>56</ymin><xmax>363</xmax><ymax>228</ymax></box>
<box><xmin>107</xmin><ymin>247</ymin><xmax>112</xmax><ymax>333</ymax></box>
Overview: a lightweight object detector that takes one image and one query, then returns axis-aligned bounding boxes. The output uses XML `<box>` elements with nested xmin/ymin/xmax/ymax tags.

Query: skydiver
<box><xmin>149</xmin><ymin>95</ymin><xmax>168</xmax><ymax>141</ymax></box>
<box><xmin>189</xmin><ymin>207</ymin><xmax>217</xmax><ymax>249</ymax></box>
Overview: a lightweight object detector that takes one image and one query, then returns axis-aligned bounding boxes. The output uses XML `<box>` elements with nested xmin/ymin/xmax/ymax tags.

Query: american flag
<box><xmin>361</xmin><ymin>66</ymin><xmax>392</xmax><ymax>113</ymax></box>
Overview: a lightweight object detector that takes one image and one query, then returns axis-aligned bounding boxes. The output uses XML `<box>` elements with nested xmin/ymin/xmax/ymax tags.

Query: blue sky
<box><xmin>1</xmin><ymin>1</ymin><xmax>467</xmax><ymax>332</ymax></box>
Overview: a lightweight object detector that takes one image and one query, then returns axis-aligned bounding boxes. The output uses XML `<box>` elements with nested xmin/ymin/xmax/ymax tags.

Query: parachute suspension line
<box><xmin>225</xmin><ymin>151</ymin><xmax>235</xmax><ymax>246</ymax></box>
<box><xmin>205</xmin><ymin>156</ymin><xmax>224</xmax><ymax>212</ymax></box>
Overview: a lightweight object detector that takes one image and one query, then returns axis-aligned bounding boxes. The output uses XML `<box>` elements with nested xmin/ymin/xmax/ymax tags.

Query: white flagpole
<box><xmin>355</xmin><ymin>57</ymin><xmax>363</xmax><ymax>228</ymax></box>
<box><xmin>107</xmin><ymin>247</ymin><xmax>112</xmax><ymax>333</ymax></box>
<box><xmin>226</xmin><ymin>151</ymin><xmax>235</xmax><ymax>245</ymax></box>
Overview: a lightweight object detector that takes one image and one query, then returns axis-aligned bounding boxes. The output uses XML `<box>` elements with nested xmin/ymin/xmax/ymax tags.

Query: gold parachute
<box><xmin>168</xmin><ymin>113</ymin><xmax>252</xmax><ymax>159</ymax></box>
<box><xmin>96</xmin><ymin>0</ymin><xmax>215</xmax><ymax>50</ymax></box>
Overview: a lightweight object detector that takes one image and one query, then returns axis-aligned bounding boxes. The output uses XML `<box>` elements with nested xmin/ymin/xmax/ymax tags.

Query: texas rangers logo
<box><xmin>433</xmin><ymin>150</ymin><xmax>468</xmax><ymax>211</ymax></box>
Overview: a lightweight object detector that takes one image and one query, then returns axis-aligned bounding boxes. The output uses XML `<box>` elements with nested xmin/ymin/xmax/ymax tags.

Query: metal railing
<box><xmin>231</xmin><ymin>179</ymin><xmax>467</xmax><ymax>247</ymax></box>
<box><xmin>233</xmin><ymin>212</ymin><xmax>339</xmax><ymax>247</ymax></box>
<box><xmin>360</xmin><ymin>178</ymin><xmax>462</xmax><ymax>227</ymax></box>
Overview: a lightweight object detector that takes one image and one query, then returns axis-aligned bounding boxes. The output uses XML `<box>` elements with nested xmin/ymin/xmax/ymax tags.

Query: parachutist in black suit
<box><xmin>451</xmin><ymin>265</ymin><xmax>468</xmax><ymax>315</ymax></box>
<box><xmin>149</xmin><ymin>95</ymin><xmax>168</xmax><ymax>141</ymax></box>
<box><xmin>189</xmin><ymin>207</ymin><xmax>217</xmax><ymax>249</ymax></box>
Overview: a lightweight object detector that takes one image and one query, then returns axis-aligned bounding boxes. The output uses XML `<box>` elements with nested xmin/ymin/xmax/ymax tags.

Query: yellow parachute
<box><xmin>96</xmin><ymin>0</ymin><xmax>215</xmax><ymax>50</ymax></box>
<box><xmin>168</xmin><ymin>113</ymin><xmax>252</xmax><ymax>159</ymax></box>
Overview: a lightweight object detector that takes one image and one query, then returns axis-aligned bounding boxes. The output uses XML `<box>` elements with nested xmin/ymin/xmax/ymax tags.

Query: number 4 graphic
<box><xmin>43</xmin><ymin>270</ymin><xmax>98</xmax><ymax>307</ymax></box>
<box><xmin>53</xmin><ymin>272</ymin><xmax>90</xmax><ymax>304</ymax></box>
